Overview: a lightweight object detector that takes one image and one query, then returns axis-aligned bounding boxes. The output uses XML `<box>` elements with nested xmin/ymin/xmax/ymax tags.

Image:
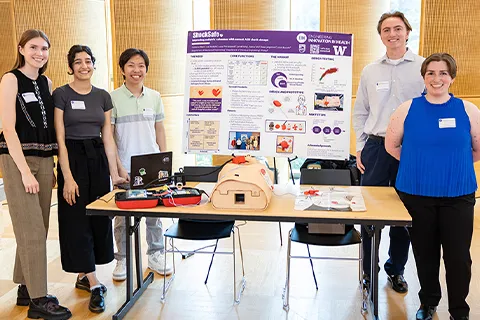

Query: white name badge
<box><xmin>22</xmin><ymin>92</ymin><xmax>38</xmax><ymax>103</ymax></box>
<box><xmin>143</xmin><ymin>108</ymin><xmax>154</xmax><ymax>116</ymax></box>
<box><xmin>376</xmin><ymin>81</ymin><xmax>390</xmax><ymax>92</ymax></box>
<box><xmin>439</xmin><ymin>118</ymin><xmax>456</xmax><ymax>129</ymax></box>
<box><xmin>71</xmin><ymin>100</ymin><xmax>86</xmax><ymax>110</ymax></box>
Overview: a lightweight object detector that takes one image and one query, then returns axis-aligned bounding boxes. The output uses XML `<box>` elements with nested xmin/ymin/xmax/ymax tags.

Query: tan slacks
<box><xmin>0</xmin><ymin>154</ymin><xmax>53</xmax><ymax>298</ymax></box>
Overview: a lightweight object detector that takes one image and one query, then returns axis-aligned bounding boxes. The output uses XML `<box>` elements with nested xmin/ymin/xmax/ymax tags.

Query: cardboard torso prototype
<box><xmin>211</xmin><ymin>158</ymin><xmax>274</xmax><ymax>210</ymax></box>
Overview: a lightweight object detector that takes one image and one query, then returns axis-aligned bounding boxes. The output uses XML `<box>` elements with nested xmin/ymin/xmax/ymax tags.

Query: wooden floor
<box><xmin>0</xmin><ymin>194</ymin><xmax>479</xmax><ymax>320</ymax></box>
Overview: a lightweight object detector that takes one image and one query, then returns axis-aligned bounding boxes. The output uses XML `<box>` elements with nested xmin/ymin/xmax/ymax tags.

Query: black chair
<box><xmin>161</xmin><ymin>166</ymin><xmax>246</xmax><ymax>304</ymax></box>
<box><xmin>283</xmin><ymin>168</ymin><xmax>363</xmax><ymax>311</ymax></box>
<box><xmin>299</xmin><ymin>168</ymin><xmax>352</xmax><ymax>185</ymax></box>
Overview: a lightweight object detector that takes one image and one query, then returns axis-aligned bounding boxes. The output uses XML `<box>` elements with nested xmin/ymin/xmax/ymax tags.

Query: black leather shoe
<box><xmin>88</xmin><ymin>287</ymin><xmax>105</xmax><ymax>313</ymax></box>
<box><xmin>416</xmin><ymin>305</ymin><xmax>436</xmax><ymax>320</ymax></box>
<box><xmin>387</xmin><ymin>274</ymin><xmax>408</xmax><ymax>293</ymax></box>
<box><xmin>450</xmin><ymin>316</ymin><xmax>469</xmax><ymax>320</ymax></box>
<box><xmin>17</xmin><ymin>285</ymin><xmax>59</xmax><ymax>307</ymax></box>
<box><xmin>75</xmin><ymin>276</ymin><xmax>107</xmax><ymax>294</ymax></box>
<box><xmin>28</xmin><ymin>296</ymin><xmax>72</xmax><ymax>320</ymax></box>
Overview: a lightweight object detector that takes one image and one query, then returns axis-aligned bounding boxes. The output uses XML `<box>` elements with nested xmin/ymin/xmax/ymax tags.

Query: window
<box><xmin>193</xmin><ymin>0</ymin><xmax>213</xmax><ymax>166</ymax></box>
<box><xmin>389</xmin><ymin>0</ymin><xmax>421</xmax><ymax>54</ymax></box>
<box><xmin>290</xmin><ymin>0</ymin><xmax>321</xmax><ymax>31</ymax></box>
<box><xmin>193</xmin><ymin>0</ymin><xmax>210</xmax><ymax>30</ymax></box>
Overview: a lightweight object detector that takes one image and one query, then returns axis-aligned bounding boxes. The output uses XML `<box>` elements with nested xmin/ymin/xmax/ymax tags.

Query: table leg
<box><xmin>126</xmin><ymin>215</ymin><xmax>133</xmax><ymax>301</ymax></box>
<box><xmin>370</xmin><ymin>225</ymin><xmax>381</xmax><ymax>320</ymax></box>
<box><xmin>135</xmin><ymin>217</ymin><xmax>147</xmax><ymax>288</ymax></box>
<box><xmin>112</xmin><ymin>215</ymin><xmax>154</xmax><ymax>320</ymax></box>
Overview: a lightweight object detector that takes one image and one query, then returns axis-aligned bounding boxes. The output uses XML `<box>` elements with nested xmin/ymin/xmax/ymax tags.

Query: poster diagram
<box><xmin>314</xmin><ymin>93</ymin><xmax>344</xmax><ymax>111</ymax></box>
<box><xmin>189</xmin><ymin>86</ymin><xmax>223</xmax><ymax>112</ymax></box>
<box><xmin>227</xmin><ymin>60</ymin><xmax>268</xmax><ymax>86</ymax></box>
<box><xmin>228</xmin><ymin>131</ymin><xmax>260</xmax><ymax>150</ymax></box>
<box><xmin>187</xmin><ymin>120</ymin><xmax>220</xmax><ymax>151</ymax></box>
<box><xmin>183</xmin><ymin>30</ymin><xmax>353</xmax><ymax>160</ymax></box>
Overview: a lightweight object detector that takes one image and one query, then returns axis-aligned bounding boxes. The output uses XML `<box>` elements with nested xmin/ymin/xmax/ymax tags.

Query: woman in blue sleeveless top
<box><xmin>385</xmin><ymin>53</ymin><xmax>479</xmax><ymax>320</ymax></box>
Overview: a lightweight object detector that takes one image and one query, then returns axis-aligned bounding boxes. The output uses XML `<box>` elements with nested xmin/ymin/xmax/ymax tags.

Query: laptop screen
<box><xmin>130</xmin><ymin>152</ymin><xmax>173</xmax><ymax>189</ymax></box>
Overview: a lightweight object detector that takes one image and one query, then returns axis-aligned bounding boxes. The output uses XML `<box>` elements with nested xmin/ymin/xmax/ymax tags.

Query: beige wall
<box><xmin>0</xmin><ymin>1</ymin><xmax>15</xmax><ymax>77</ymax></box>
<box><xmin>420</xmin><ymin>0</ymin><xmax>480</xmax><ymax>97</ymax></box>
<box><xmin>11</xmin><ymin>0</ymin><xmax>109</xmax><ymax>89</ymax></box>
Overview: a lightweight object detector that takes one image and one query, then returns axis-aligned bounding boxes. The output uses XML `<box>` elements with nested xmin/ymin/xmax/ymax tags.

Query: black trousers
<box><xmin>57</xmin><ymin>138</ymin><xmax>114</xmax><ymax>273</ymax></box>
<box><xmin>398</xmin><ymin>191</ymin><xmax>474</xmax><ymax>319</ymax></box>
<box><xmin>360</xmin><ymin>137</ymin><xmax>411</xmax><ymax>276</ymax></box>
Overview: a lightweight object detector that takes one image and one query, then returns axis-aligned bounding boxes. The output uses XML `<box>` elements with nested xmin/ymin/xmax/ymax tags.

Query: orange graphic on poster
<box><xmin>276</xmin><ymin>136</ymin><xmax>294</xmax><ymax>154</ymax></box>
<box><xmin>190</xmin><ymin>86</ymin><xmax>223</xmax><ymax>99</ymax></box>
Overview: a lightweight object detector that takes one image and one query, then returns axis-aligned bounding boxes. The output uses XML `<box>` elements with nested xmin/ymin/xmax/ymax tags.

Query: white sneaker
<box><xmin>148</xmin><ymin>251</ymin><xmax>173</xmax><ymax>275</ymax></box>
<box><xmin>112</xmin><ymin>258</ymin><xmax>127</xmax><ymax>281</ymax></box>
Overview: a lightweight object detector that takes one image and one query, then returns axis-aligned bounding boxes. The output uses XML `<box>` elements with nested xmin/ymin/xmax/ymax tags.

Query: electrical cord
<box><xmin>235</xmin><ymin>220</ymin><xmax>247</xmax><ymax>227</ymax></box>
<box><xmin>167</xmin><ymin>235</ymin><xmax>218</xmax><ymax>259</ymax></box>
<box><xmin>141</xmin><ymin>175</ymin><xmax>174</xmax><ymax>189</ymax></box>
<box><xmin>180</xmin><ymin>157</ymin><xmax>233</xmax><ymax>179</ymax></box>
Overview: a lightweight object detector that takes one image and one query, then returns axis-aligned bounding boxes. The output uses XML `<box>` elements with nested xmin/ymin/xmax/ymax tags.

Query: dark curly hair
<box><xmin>67</xmin><ymin>45</ymin><xmax>96</xmax><ymax>75</ymax></box>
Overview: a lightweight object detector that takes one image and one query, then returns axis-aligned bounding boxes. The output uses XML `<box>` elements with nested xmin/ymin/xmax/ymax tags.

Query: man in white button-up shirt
<box><xmin>353</xmin><ymin>11</ymin><xmax>424</xmax><ymax>296</ymax></box>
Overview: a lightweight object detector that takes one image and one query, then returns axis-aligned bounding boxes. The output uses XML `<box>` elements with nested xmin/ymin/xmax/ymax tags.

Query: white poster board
<box><xmin>183</xmin><ymin>30</ymin><xmax>353</xmax><ymax>160</ymax></box>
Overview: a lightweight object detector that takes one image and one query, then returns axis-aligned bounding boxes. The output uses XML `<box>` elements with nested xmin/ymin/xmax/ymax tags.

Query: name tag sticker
<box><xmin>439</xmin><ymin>118</ymin><xmax>456</xmax><ymax>129</ymax></box>
<box><xmin>22</xmin><ymin>92</ymin><xmax>38</xmax><ymax>103</ymax></box>
<box><xmin>143</xmin><ymin>108</ymin><xmax>154</xmax><ymax>116</ymax></box>
<box><xmin>376</xmin><ymin>81</ymin><xmax>390</xmax><ymax>92</ymax></box>
<box><xmin>71</xmin><ymin>100</ymin><xmax>86</xmax><ymax>110</ymax></box>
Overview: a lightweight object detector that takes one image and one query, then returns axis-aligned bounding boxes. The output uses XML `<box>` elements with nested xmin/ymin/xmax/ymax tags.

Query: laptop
<box><xmin>120</xmin><ymin>152</ymin><xmax>173</xmax><ymax>190</ymax></box>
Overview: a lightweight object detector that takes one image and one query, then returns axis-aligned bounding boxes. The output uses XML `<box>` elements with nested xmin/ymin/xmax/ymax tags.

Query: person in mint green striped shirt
<box><xmin>110</xmin><ymin>48</ymin><xmax>172</xmax><ymax>280</ymax></box>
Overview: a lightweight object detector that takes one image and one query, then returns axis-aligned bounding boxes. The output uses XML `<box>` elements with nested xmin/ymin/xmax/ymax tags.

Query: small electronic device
<box><xmin>114</xmin><ymin>187</ymin><xmax>203</xmax><ymax>209</ymax></box>
<box><xmin>115</xmin><ymin>189</ymin><xmax>160</xmax><ymax>209</ymax></box>
<box><xmin>126</xmin><ymin>189</ymin><xmax>148</xmax><ymax>198</ymax></box>
<box><xmin>161</xmin><ymin>187</ymin><xmax>202</xmax><ymax>207</ymax></box>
